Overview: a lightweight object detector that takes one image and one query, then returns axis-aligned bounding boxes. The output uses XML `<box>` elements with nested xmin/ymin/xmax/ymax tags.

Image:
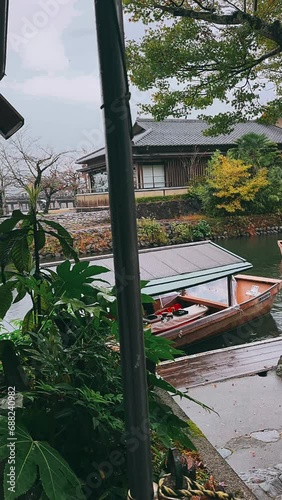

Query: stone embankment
<box><xmin>46</xmin><ymin>210</ymin><xmax>111</xmax><ymax>229</ymax></box>
<box><xmin>1</xmin><ymin>210</ymin><xmax>282</xmax><ymax>259</ymax></box>
<box><xmin>43</xmin><ymin>211</ymin><xmax>282</xmax><ymax>258</ymax></box>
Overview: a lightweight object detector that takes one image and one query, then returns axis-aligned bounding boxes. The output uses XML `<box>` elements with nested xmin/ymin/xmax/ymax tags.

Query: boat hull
<box><xmin>152</xmin><ymin>275</ymin><xmax>282</xmax><ymax>348</ymax></box>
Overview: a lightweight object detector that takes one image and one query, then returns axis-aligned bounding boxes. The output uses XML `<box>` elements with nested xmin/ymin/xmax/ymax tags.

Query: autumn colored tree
<box><xmin>124</xmin><ymin>0</ymin><xmax>282</xmax><ymax>133</ymax></box>
<box><xmin>206</xmin><ymin>152</ymin><xmax>269</xmax><ymax>213</ymax></box>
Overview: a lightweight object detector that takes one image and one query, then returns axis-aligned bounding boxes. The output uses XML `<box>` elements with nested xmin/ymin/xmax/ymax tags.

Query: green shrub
<box><xmin>137</xmin><ymin>218</ymin><xmax>168</xmax><ymax>246</ymax></box>
<box><xmin>136</xmin><ymin>194</ymin><xmax>189</xmax><ymax>204</ymax></box>
<box><xmin>170</xmin><ymin>222</ymin><xmax>193</xmax><ymax>244</ymax></box>
<box><xmin>192</xmin><ymin>219</ymin><xmax>211</xmax><ymax>240</ymax></box>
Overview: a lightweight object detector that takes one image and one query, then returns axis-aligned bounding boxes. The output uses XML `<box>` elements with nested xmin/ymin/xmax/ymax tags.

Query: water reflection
<box><xmin>185</xmin><ymin>312</ymin><xmax>280</xmax><ymax>356</ymax></box>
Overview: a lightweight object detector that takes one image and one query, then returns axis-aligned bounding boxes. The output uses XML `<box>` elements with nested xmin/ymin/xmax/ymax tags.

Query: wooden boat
<box><xmin>89</xmin><ymin>241</ymin><xmax>282</xmax><ymax>348</ymax></box>
<box><xmin>278</xmin><ymin>240</ymin><xmax>282</xmax><ymax>256</ymax></box>
<box><xmin>143</xmin><ymin>274</ymin><xmax>282</xmax><ymax>348</ymax></box>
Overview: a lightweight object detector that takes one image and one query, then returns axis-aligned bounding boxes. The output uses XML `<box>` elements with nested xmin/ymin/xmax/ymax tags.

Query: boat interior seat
<box><xmin>179</xmin><ymin>294</ymin><xmax>228</xmax><ymax>311</ymax></box>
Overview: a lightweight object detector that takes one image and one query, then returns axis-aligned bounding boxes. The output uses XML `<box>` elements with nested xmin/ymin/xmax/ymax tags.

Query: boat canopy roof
<box><xmin>89</xmin><ymin>241</ymin><xmax>252</xmax><ymax>296</ymax></box>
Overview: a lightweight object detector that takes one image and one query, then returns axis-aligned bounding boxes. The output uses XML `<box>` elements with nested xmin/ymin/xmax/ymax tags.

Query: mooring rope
<box><xmin>159</xmin><ymin>475</ymin><xmax>238</xmax><ymax>499</ymax></box>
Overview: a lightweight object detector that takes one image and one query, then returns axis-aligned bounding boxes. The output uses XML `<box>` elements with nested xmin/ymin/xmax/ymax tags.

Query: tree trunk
<box><xmin>0</xmin><ymin>190</ymin><xmax>4</xmax><ymax>216</ymax></box>
<box><xmin>73</xmin><ymin>190</ymin><xmax>77</xmax><ymax>207</ymax></box>
<box><xmin>43</xmin><ymin>195</ymin><xmax>52</xmax><ymax>214</ymax></box>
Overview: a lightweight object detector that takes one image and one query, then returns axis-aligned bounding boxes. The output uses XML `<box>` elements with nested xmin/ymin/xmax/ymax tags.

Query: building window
<box><xmin>90</xmin><ymin>170</ymin><xmax>108</xmax><ymax>192</ymax></box>
<box><xmin>142</xmin><ymin>164</ymin><xmax>165</xmax><ymax>188</ymax></box>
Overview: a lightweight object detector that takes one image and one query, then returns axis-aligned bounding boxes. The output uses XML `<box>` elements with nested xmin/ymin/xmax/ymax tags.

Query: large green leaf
<box><xmin>141</xmin><ymin>293</ymin><xmax>154</xmax><ymax>304</ymax></box>
<box><xmin>11</xmin><ymin>238</ymin><xmax>31</xmax><ymax>273</ymax></box>
<box><xmin>57</xmin><ymin>261</ymin><xmax>109</xmax><ymax>281</ymax></box>
<box><xmin>22</xmin><ymin>310</ymin><xmax>35</xmax><ymax>335</ymax></box>
<box><xmin>56</xmin><ymin>261</ymin><xmax>110</xmax><ymax>299</ymax></box>
<box><xmin>0</xmin><ymin>211</ymin><xmax>31</xmax><ymax>234</ymax></box>
<box><xmin>35</xmin><ymin>441</ymin><xmax>86</xmax><ymax>500</ymax></box>
<box><xmin>13</xmin><ymin>283</ymin><xmax>27</xmax><ymax>304</ymax></box>
<box><xmin>4</xmin><ymin>426</ymin><xmax>37</xmax><ymax>499</ymax></box>
<box><xmin>0</xmin><ymin>229</ymin><xmax>30</xmax><ymax>272</ymax></box>
<box><xmin>69</xmin><ymin>261</ymin><xmax>88</xmax><ymax>273</ymax></box>
<box><xmin>0</xmin><ymin>418</ymin><xmax>86</xmax><ymax>500</ymax></box>
<box><xmin>56</xmin><ymin>260</ymin><xmax>71</xmax><ymax>279</ymax></box>
<box><xmin>0</xmin><ymin>282</ymin><xmax>15</xmax><ymax>319</ymax></box>
<box><xmin>11</xmin><ymin>210</ymin><xmax>32</xmax><ymax>221</ymax></box>
<box><xmin>44</xmin><ymin>230</ymin><xmax>78</xmax><ymax>262</ymax></box>
<box><xmin>36</xmin><ymin>225</ymin><xmax>46</xmax><ymax>252</ymax></box>
<box><xmin>0</xmin><ymin>218</ymin><xmax>20</xmax><ymax>234</ymax></box>
<box><xmin>0</xmin><ymin>415</ymin><xmax>10</xmax><ymax>460</ymax></box>
<box><xmin>40</xmin><ymin>219</ymin><xmax>73</xmax><ymax>246</ymax></box>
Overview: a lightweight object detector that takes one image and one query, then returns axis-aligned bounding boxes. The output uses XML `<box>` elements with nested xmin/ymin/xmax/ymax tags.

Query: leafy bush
<box><xmin>136</xmin><ymin>194</ymin><xmax>189</xmax><ymax>204</ymax></box>
<box><xmin>170</xmin><ymin>222</ymin><xmax>193</xmax><ymax>244</ymax></box>
<box><xmin>229</xmin><ymin>133</ymin><xmax>282</xmax><ymax>171</ymax></box>
<box><xmin>137</xmin><ymin>218</ymin><xmax>168</xmax><ymax>246</ymax></box>
<box><xmin>192</xmin><ymin>220</ymin><xmax>211</xmax><ymax>240</ymax></box>
<box><xmin>206</xmin><ymin>152</ymin><xmax>269</xmax><ymax>214</ymax></box>
<box><xmin>251</xmin><ymin>166</ymin><xmax>282</xmax><ymax>214</ymax></box>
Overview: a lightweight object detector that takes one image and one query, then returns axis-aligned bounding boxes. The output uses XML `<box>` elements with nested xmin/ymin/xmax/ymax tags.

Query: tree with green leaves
<box><xmin>229</xmin><ymin>133</ymin><xmax>282</xmax><ymax>211</ymax></box>
<box><xmin>124</xmin><ymin>0</ymin><xmax>282</xmax><ymax>134</ymax></box>
<box><xmin>229</xmin><ymin>133</ymin><xmax>282</xmax><ymax>171</ymax></box>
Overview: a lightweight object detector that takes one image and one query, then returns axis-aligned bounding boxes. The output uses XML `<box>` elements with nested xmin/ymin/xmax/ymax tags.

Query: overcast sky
<box><xmin>1</xmin><ymin>0</ymin><xmax>272</xmax><ymax>156</ymax></box>
<box><xmin>1</xmin><ymin>0</ymin><xmax>153</xmax><ymax>154</ymax></box>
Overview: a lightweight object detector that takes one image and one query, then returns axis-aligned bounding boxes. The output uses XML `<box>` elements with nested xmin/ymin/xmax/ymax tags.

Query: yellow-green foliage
<box><xmin>207</xmin><ymin>153</ymin><xmax>269</xmax><ymax>213</ymax></box>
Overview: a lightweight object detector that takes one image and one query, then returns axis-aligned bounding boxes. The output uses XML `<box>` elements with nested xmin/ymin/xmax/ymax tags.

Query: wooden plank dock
<box><xmin>157</xmin><ymin>337</ymin><xmax>282</xmax><ymax>389</ymax></box>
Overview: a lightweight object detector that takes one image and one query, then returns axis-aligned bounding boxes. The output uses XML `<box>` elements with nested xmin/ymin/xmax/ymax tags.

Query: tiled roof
<box><xmin>133</xmin><ymin>118</ymin><xmax>282</xmax><ymax>147</ymax></box>
<box><xmin>76</xmin><ymin>147</ymin><xmax>106</xmax><ymax>164</ymax></box>
<box><xmin>76</xmin><ymin>118</ymin><xmax>282</xmax><ymax>164</ymax></box>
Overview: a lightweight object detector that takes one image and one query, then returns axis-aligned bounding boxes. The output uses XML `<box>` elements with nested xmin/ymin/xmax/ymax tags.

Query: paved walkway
<box><xmin>174</xmin><ymin>370</ymin><xmax>282</xmax><ymax>499</ymax></box>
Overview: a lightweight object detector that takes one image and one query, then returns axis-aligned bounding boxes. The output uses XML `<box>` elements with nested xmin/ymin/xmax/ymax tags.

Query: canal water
<box><xmin>3</xmin><ymin>234</ymin><xmax>282</xmax><ymax>353</ymax></box>
<box><xmin>185</xmin><ymin>234</ymin><xmax>282</xmax><ymax>355</ymax></box>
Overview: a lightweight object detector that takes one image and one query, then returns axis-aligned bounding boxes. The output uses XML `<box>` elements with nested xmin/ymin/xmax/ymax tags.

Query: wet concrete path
<box><xmin>174</xmin><ymin>370</ymin><xmax>282</xmax><ymax>499</ymax></box>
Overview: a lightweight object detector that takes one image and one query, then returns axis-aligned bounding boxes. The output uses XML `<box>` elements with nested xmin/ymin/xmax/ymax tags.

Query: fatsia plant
<box><xmin>0</xmin><ymin>417</ymin><xmax>86</xmax><ymax>500</ymax></box>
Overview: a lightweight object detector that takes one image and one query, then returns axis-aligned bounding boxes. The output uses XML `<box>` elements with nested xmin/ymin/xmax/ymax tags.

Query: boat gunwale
<box><xmin>151</xmin><ymin>275</ymin><xmax>282</xmax><ymax>344</ymax></box>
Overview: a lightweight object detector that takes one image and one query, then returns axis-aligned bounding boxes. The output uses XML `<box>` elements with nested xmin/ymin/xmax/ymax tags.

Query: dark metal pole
<box><xmin>0</xmin><ymin>0</ymin><xmax>9</xmax><ymax>80</ymax></box>
<box><xmin>94</xmin><ymin>1</ymin><xmax>154</xmax><ymax>499</ymax></box>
